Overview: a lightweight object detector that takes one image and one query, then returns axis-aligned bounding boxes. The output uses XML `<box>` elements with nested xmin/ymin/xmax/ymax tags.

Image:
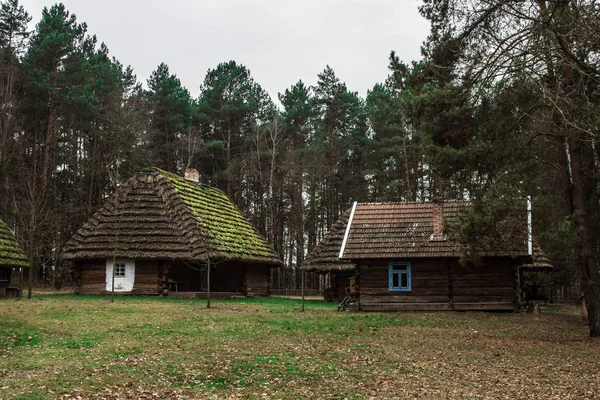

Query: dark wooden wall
<box><xmin>452</xmin><ymin>260</ymin><xmax>517</xmax><ymax>311</ymax></box>
<box><xmin>167</xmin><ymin>263</ymin><xmax>202</xmax><ymax>292</ymax></box>
<box><xmin>0</xmin><ymin>266</ymin><xmax>11</xmax><ymax>290</ymax></box>
<box><xmin>357</xmin><ymin>258</ymin><xmax>517</xmax><ymax>311</ymax></box>
<box><xmin>212</xmin><ymin>262</ymin><xmax>245</xmax><ymax>292</ymax></box>
<box><xmin>75</xmin><ymin>259</ymin><xmax>273</xmax><ymax>297</ymax></box>
<box><xmin>245</xmin><ymin>264</ymin><xmax>271</xmax><ymax>296</ymax></box>
<box><xmin>76</xmin><ymin>259</ymin><xmax>159</xmax><ymax>295</ymax></box>
<box><xmin>332</xmin><ymin>271</ymin><xmax>354</xmax><ymax>301</ymax></box>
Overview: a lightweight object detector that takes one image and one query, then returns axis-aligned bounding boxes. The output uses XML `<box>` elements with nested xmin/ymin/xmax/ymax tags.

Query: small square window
<box><xmin>114</xmin><ymin>263</ymin><xmax>126</xmax><ymax>278</ymax></box>
<box><xmin>389</xmin><ymin>261</ymin><xmax>411</xmax><ymax>292</ymax></box>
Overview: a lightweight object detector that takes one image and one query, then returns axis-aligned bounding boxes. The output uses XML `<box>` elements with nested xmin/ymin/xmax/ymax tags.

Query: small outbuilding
<box><xmin>62</xmin><ymin>167</ymin><xmax>282</xmax><ymax>297</ymax></box>
<box><xmin>0</xmin><ymin>218</ymin><xmax>28</xmax><ymax>297</ymax></box>
<box><xmin>519</xmin><ymin>243</ymin><xmax>553</xmax><ymax>304</ymax></box>
<box><xmin>304</xmin><ymin>200</ymin><xmax>535</xmax><ymax>311</ymax></box>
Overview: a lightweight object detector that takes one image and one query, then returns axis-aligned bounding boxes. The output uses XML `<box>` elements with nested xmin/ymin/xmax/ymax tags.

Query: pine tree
<box><xmin>419</xmin><ymin>0</ymin><xmax>600</xmax><ymax>336</ymax></box>
<box><xmin>145</xmin><ymin>63</ymin><xmax>193</xmax><ymax>173</ymax></box>
<box><xmin>198</xmin><ymin>60</ymin><xmax>274</xmax><ymax>199</ymax></box>
<box><xmin>0</xmin><ymin>0</ymin><xmax>29</xmax><ymax>217</ymax></box>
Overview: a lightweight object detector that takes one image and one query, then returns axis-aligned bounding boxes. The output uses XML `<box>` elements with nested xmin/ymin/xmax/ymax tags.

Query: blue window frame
<box><xmin>389</xmin><ymin>261</ymin><xmax>412</xmax><ymax>292</ymax></box>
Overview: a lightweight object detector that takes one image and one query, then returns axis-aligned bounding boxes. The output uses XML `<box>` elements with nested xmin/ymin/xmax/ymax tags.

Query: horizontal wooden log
<box><xmin>361</xmin><ymin>294</ymin><xmax>449</xmax><ymax>303</ymax></box>
<box><xmin>361</xmin><ymin>287</ymin><xmax>449</xmax><ymax>296</ymax></box>
<box><xmin>360</xmin><ymin>302</ymin><xmax>452</xmax><ymax>311</ymax></box>
<box><xmin>79</xmin><ymin>286</ymin><xmax>159</xmax><ymax>295</ymax></box>
<box><xmin>192</xmin><ymin>292</ymin><xmax>245</xmax><ymax>299</ymax></box>
<box><xmin>452</xmin><ymin>296</ymin><xmax>516</xmax><ymax>303</ymax></box>
<box><xmin>452</xmin><ymin>287</ymin><xmax>515</xmax><ymax>296</ymax></box>
<box><xmin>452</xmin><ymin>302</ymin><xmax>515</xmax><ymax>311</ymax></box>
<box><xmin>452</xmin><ymin>275</ymin><xmax>514</xmax><ymax>282</ymax></box>
<box><xmin>361</xmin><ymin>283</ymin><xmax>449</xmax><ymax>292</ymax></box>
<box><xmin>453</xmin><ymin>280</ymin><xmax>514</xmax><ymax>288</ymax></box>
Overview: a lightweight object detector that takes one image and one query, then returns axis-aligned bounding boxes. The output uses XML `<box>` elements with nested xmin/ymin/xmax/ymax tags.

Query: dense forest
<box><xmin>0</xmin><ymin>1</ymin><xmax>598</xmax><ymax>333</ymax></box>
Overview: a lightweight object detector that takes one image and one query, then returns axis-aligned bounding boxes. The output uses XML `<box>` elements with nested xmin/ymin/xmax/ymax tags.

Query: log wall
<box><xmin>77</xmin><ymin>259</ymin><xmax>160</xmax><ymax>295</ymax></box>
<box><xmin>75</xmin><ymin>259</ymin><xmax>273</xmax><ymax>297</ymax></box>
<box><xmin>0</xmin><ymin>266</ymin><xmax>10</xmax><ymax>291</ymax></box>
<box><xmin>357</xmin><ymin>258</ymin><xmax>517</xmax><ymax>311</ymax></box>
<box><xmin>212</xmin><ymin>262</ymin><xmax>245</xmax><ymax>292</ymax></box>
<box><xmin>451</xmin><ymin>260</ymin><xmax>517</xmax><ymax>311</ymax></box>
<box><xmin>332</xmin><ymin>271</ymin><xmax>354</xmax><ymax>301</ymax></box>
<box><xmin>245</xmin><ymin>264</ymin><xmax>271</xmax><ymax>296</ymax></box>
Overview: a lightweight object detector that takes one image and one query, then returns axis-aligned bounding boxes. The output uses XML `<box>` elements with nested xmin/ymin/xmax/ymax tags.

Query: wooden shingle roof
<box><xmin>304</xmin><ymin>200</ymin><xmax>532</xmax><ymax>271</ymax></box>
<box><xmin>342</xmin><ymin>201</ymin><xmax>469</xmax><ymax>259</ymax></box>
<box><xmin>0</xmin><ymin>219</ymin><xmax>28</xmax><ymax>268</ymax></box>
<box><xmin>62</xmin><ymin>167</ymin><xmax>282</xmax><ymax>265</ymax></box>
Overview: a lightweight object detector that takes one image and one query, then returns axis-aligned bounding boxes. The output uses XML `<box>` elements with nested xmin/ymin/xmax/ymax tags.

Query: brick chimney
<box><xmin>184</xmin><ymin>168</ymin><xmax>199</xmax><ymax>183</ymax></box>
<box><xmin>430</xmin><ymin>201</ymin><xmax>446</xmax><ymax>242</ymax></box>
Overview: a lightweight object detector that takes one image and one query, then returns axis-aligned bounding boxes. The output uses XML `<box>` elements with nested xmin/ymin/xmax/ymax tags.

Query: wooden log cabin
<box><xmin>304</xmin><ymin>201</ymin><xmax>542</xmax><ymax>311</ymax></box>
<box><xmin>0</xmin><ymin>218</ymin><xmax>28</xmax><ymax>298</ymax></box>
<box><xmin>61</xmin><ymin>167</ymin><xmax>282</xmax><ymax>297</ymax></box>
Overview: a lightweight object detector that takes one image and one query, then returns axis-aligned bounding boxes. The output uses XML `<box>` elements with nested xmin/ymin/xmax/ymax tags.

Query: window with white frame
<box><xmin>389</xmin><ymin>261</ymin><xmax>411</xmax><ymax>292</ymax></box>
<box><xmin>106</xmin><ymin>259</ymin><xmax>135</xmax><ymax>292</ymax></box>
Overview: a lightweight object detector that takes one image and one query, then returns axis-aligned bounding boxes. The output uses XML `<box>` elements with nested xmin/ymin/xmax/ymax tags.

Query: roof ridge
<box><xmin>355</xmin><ymin>199</ymin><xmax>468</xmax><ymax>206</ymax></box>
<box><xmin>157</xmin><ymin>168</ymin><xmax>281</xmax><ymax>264</ymax></box>
<box><xmin>152</xmin><ymin>173</ymin><xmax>209</xmax><ymax>261</ymax></box>
<box><xmin>141</xmin><ymin>167</ymin><xmax>226</xmax><ymax>194</ymax></box>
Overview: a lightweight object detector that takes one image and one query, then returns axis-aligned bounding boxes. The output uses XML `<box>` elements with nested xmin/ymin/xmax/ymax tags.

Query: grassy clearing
<box><xmin>0</xmin><ymin>295</ymin><xmax>598</xmax><ymax>399</ymax></box>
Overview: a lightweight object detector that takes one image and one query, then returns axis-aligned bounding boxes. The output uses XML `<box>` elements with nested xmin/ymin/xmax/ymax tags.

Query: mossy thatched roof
<box><xmin>0</xmin><ymin>219</ymin><xmax>28</xmax><ymax>268</ymax></box>
<box><xmin>62</xmin><ymin>167</ymin><xmax>282</xmax><ymax>265</ymax></box>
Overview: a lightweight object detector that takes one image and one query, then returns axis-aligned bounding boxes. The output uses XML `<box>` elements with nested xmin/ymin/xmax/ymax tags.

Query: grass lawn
<box><xmin>1</xmin><ymin>295</ymin><xmax>598</xmax><ymax>399</ymax></box>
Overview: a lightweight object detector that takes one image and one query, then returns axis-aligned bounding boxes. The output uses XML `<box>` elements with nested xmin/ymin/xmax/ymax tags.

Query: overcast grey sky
<box><xmin>19</xmin><ymin>0</ymin><xmax>430</xmax><ymax>100</ymax></box>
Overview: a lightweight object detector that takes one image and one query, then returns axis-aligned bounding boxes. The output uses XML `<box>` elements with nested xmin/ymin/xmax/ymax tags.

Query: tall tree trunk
<box><xmin>226</xmin><ymin>119</ymin><xmax>232</xmax><ymax>198</ymax></box>
<box><xmin>87</xmin><ymin>123</ymin><xmax>98</xmax><ymax>214</ymax></box>
<box><xmin>307</xmin><ymin>177</ymin><xmax>317</xmax><ymax>251</ymax></box>
<box><xmin>164</xmin><ymin>113</ymin><xmax>170</xmax><ymax>171</ymax></box>
<box><xmin>295</xmin><ymin>161</ymin><xmax>305</xmax><ymax>286</ymax></box>
<box><xmin>41</xmin><ymin>67</ymin><xmax>58</xmax><ymax>197</ymax></box>
<box><xmin>555</xmin><ymin>138</ymin><xmax>574</xmax><ymax>214</ymax></box>
<box><xmin>401</xmin><ymin>130</ymin><xmax>413</xmax><ymax>201</ymax></box>
<box><xmin>568</xmin><ymin>136</ymin><xmax>600</xmax><ymax>336</ymax></box>
<box><xmin>41</xmin><ymin>103</ymin><xmax>55</xmax><ymax>197</ymax></box>
<box><xmin>0</xmin><ymin>60</ymin><xmax>16</xmax><ymax>216</ymax></box>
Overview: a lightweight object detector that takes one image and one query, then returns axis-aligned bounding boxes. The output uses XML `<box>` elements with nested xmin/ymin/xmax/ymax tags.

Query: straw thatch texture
<box><xmin>62</xmin><ymin>168</ymin><xmax>282</xmax><ymax>265</ymax></box>
<box><xmin>521</xmin><ymin>242</ymin><xmax>553</xmax><ymax>270</ymax></box>
<box><xmin>303</xmin><ymin>209</ymin><xmax>355</xmax><ymax>272</ymax></box>
<box><xmin>0</xmin><ymin>219</ymin><xmax>28</xmax><ymax>268</ymax></box>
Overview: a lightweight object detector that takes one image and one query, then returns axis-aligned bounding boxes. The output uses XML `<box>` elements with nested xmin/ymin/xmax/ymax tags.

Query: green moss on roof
<box><xmin>141</xmin><ymin>166</ymin><xmax>160</xmax><ymax>174</ymax></box>
<box><xmin>0</xmin><ymin>219</ymin><xmax>28</xmax><ymax>267</ymax></box>
<box><xmin>62</xmin><ymin>167</ymin><xmax>282</xmax><ymax>265</ymax></box>
<box><xmin>163</xmin><ymin>170</ymin><xmax>279</xmax><ymax>261</ymax></box>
